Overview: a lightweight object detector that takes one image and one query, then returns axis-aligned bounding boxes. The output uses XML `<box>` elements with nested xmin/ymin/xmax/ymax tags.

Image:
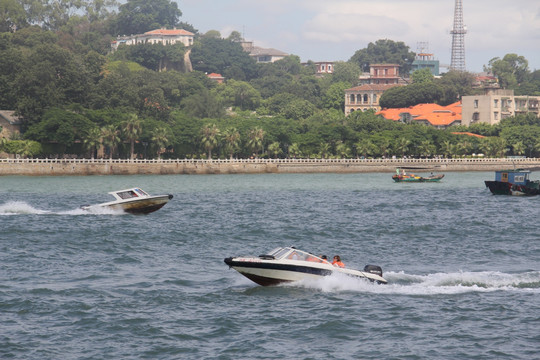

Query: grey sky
<box><xmin>179</xmin><ymin>0</ymin><xmax>540</xmax><ymax>73</ymax></box>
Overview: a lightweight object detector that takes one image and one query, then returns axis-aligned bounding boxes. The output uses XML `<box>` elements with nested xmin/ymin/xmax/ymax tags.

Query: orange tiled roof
<box><xmin>451</xmin><ymin>132</ymin><xmax>486</xmax><ymax>138</ymax></box>
<box><xmin>144</xmin><ymin>29</ymin><xmax>194</xmax><ymax>36</ymax></box>
<box><xmin>377</xmin><ymin>101</ymin><xmax>461</xmax><ymax>127</ymax></box>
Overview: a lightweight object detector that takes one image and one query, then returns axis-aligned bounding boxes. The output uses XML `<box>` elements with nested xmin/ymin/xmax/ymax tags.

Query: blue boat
<box><xmin>485</xmin><ymin>169</ymin><xmax>540</xmax><ymax>196</ymax></box>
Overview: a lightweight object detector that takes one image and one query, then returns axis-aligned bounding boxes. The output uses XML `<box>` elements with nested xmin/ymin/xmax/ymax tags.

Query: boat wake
<box><xmin>0</xmin><ymin>201</ymin><xmax>51</xmax><ymax>215</ymax></box>
<box><xmin>287</xmin><ymin>270</ymin><xmax>540</xmax><ymax>295</ymax></box>
<box><xmin>0</xmin><ymin>201</ymin><xmax>125</xmax><ymax>215</ymax></box>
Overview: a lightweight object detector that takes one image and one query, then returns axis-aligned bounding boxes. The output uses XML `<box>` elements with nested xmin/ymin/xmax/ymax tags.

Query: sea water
<box><xmin>1</xmin><ymin>172</ymin><xmax>538</xmax><ymax>359</ymax></box>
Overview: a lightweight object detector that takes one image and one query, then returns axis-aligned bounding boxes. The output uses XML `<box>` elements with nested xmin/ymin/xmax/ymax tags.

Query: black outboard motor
<box><xmin>364</xmin><ymin>265</ymin><xmax>383</xmax><ymax>277</ymax></box>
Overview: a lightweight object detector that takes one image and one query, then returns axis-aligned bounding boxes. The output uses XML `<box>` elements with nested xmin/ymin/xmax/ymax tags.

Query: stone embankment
<box><xmin>1</xmin><ymin>158</ymin><xmax>540</xmax><ymax>176</ymax></box>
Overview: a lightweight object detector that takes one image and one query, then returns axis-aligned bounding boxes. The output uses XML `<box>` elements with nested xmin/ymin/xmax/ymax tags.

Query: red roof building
<box><xmin>377</xmin><ymin>102</ymin><xmax>462</xmax><ymax>129</ymax></box>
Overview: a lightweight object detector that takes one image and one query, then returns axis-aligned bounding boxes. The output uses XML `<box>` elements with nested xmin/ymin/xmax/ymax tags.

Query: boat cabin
<box><xmin>494</xmin><ymin>170</ymin><xmax>530</xmax><ymax>185</ymax></box>
<box><xmin>110</xmin><ymin>188</ymin><xmax>150</xmax><ymax>201</ymax></box>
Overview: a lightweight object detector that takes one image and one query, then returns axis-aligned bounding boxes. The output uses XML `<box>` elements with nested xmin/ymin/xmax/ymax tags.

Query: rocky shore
<box><xmin>1</xmin><ymin>157</ymin><xmax>539</xmax><ymax>176</ymax></box>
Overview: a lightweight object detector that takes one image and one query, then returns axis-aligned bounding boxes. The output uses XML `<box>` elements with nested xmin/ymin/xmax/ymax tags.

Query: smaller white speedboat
<box><xmin>81</xmin><ymin>188</ymin><xmax>173</xmax><ymax>214</ymax></box>
<box><xmin>224</xmin><ymin>246</ymin><xmax>387</xmax><ymax>286</ymax></box>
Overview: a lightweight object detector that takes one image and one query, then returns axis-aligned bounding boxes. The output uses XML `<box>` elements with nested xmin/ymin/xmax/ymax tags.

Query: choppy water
<box><xmin>1</xmin><ymin>172</ymin><xmax>538</xmax><ymax>359</ymax></box>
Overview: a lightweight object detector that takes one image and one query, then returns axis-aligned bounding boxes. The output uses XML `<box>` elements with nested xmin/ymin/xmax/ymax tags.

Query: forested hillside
<box><xmin>1</xmin><ymin>0</ymin><xmax>540</xmax><ymax>159</ymax></box>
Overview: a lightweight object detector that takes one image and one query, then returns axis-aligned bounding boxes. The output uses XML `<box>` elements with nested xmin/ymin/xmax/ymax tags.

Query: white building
<box><xmin>111</xmin><ymin>28</ymin><xmax>195</xmax><ymax>51</ymax></box>
<box><xmin>461</xmin><ymin>89</ymin><xmax>540</xmax><ymax>126</ymax></box>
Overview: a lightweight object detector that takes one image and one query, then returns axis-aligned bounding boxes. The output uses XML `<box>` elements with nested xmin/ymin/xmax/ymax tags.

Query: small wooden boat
<box><xmin>392</xmin><ymin>168</ymin><xmax>444</xmax><ymax>182</ymax></box>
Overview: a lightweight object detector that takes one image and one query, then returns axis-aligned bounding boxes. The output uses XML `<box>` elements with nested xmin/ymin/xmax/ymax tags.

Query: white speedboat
<box><xmin>81</xmin><ymin>188</ymin><xmax>173</xmax><ymax>214</ymax></box>
<box><xmin>224</xmin><ymin>246</ymin><xmax>387</xmax><ymax>286</ymax></box>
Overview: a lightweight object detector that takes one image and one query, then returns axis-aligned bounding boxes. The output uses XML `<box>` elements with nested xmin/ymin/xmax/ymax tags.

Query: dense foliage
<box><xmin>1</xmin><ymin>0</ymin><xmax>539</xmax><ymax>159</ymax></box>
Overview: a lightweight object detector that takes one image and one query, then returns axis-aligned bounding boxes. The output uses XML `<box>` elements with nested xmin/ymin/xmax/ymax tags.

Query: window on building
<box><xmin>373</xmin><ymin>94</ymin><xmax>377</xmax><ymax>103</ymax></box>
<box><xmin>363</xmin><ymin>94</ymin><xmax>369</xmax><ymax>103</ymax></box>
<box><xmin>349</xmin><ymin>94</ymin><xmax>355</xmax><ymax>104</ymax></box>
<box><xmin>494</xmin><ymin>112</ymin><xmax>499</xmax><ymax>120</ymax></box>
<box><xmin>474</xmin><ymin>100</ymin><xmax>478</xmax><ymax>108</ymax></box>
<box><xmin>494</xmin><ymin>99</ymin><xmax>499</xmax><ymax>108</ymax></box>
<box><xmin>472</xmin><ymin>112</ymin><xmax>480</xmax><ymax>121</ymax></box>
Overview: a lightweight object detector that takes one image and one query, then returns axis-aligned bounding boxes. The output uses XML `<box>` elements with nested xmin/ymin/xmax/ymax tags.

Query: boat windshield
<box><xmin>269</xmin><ymin>247</ymin><xmax>325</xmax><ymax>263</ymax></box>
<box><xmin>116</xmin><ymin>190</ymin><xmax>139</xmax><ymax>199</ymax></box>
<box><xmin>269</xmin><ymin>247</ymin><xmax>291</xmax><ymax>259</ymax></box>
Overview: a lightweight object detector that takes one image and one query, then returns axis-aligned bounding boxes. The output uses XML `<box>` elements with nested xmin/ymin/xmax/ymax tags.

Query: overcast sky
<box><xmin>178</xmin><ymin>0</ymin><xmax>540</xmax><ymax>73</ymax></box>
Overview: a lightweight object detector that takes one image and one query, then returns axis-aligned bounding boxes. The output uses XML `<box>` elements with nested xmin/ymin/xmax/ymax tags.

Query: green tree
<box><xmin>318</xmin><ymin>142</ymin><xmax>331</xmax><ymax>159</ymax></box>
<box><xmin>484</xmin><ymin>54</ymin><xmax>529</xmax><ymax>89</ymax></box>
<box><xmin>393</xmin><ymin>137</ymin><xmax>411</xmax><ymax>157</ymax></box>
<box><xmin>355</xmin><ymin>139</ymin><xmax>374</xmax><ymax>158</ymax></box>
<box><xmin>349</xmin><ymin>39</ymin><xmax>416</xmax><ymax>73</ymax></box>
<box><xmin>215</xmin><ymin>79</ymin><xmax>262</xmax><ymax>110</ymax></box>
<box><xmin>331</xmin><ymin>61</ymin><xmax>360</xmax><ymax>84</ymax></box>
<box><xmin>200</xmin><ymin>123</ymin><xmax>220</xmax><ymax>159</ymax></box>
<box><xmin>151</xmin><ymin>126</ymin><xmax>169</xmax><ymax>159</ymax></box>
<box><xmin>335</xmin><ymin>141</ymin><xmax>351</xmax><ymax>158</ymax></box>
<box><xmin>83</xmin><ymin>126</ymin><xmax>102</xmax><ymax>158</ymax></box>
<box><xmin>222</xmin><ymin>127</ymin><xmax>240</xmax><ymax>159</ymax></box>
<box><xmin>288</xmin><ymin>143</ymin><xmax>301</xmax><ymax>158</ymax></box>
<box><xmin>101</xmin><ymin>124</ymin><xmax>120</xmax><ymax>159</ymax></box>
<box><xmin>0</xmin><ymin>0</ymin><xmax>27</xmax><ymax>32</ymax></box>
<box><xmin>512</xmin><ymin>141</ymin><xmax>525</xmax><ymax>156</ymax></box>
<box><xmin>122</xmin><ymin>114</ymin><xmax>142</xmax><ymax>160</ymax></box>
<box><xmin>267</xmin><ymin>141</ymin><xmax>282</xmax><ymax>159</ymax></box>
<box><xmin>114</xmin><ymin>0</ymin><xmax>182</xmax><ymax>35</ymax></box>
<box><xmin>190</xmin><ymin>37</ymin><xmax>258</xmax><ymax>80</ymax></box>
<box><xmin>411</xmin><ymin>68</ymin><xmax>434</xmax><ymax>84</ymax></box>
<box><xmin>418</xmin><ymin>140</ymin><xmax>436</xmax><ymax>157</ymax></box>
<box><xmin>247</xmin><ymin>127</ymin><xmax>265</xmax><ymax>158</ymax></box>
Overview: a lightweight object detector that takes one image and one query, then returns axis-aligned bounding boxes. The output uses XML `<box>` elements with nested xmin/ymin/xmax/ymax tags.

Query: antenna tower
<box><xmin>450</xmin><ymin>0</ymin><xmax>466</xmax><ymax>71</ymax></box>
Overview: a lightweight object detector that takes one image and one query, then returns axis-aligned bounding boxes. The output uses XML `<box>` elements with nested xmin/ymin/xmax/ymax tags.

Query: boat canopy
<box><xmin>494</xmin><ymin>170</ymin><xmax>530</xmax><ymax>185</ymax></box>
<box><xmin>109</xmin><ymin>188</ymin><xmax>150</xmax><ymax>200</ymax></box>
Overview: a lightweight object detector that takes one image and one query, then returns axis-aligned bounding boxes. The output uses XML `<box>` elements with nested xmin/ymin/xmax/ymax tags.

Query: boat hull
<box><xmin>392</xmin><ymin>175</ymin><xmax>444</xmax><ymax>182</ymax></box>
<box><xmin>485</xmin><ymin>180</ymin><xmax>540</xmax><ymax>196</ymax></box>
<box><xmin>84</xmin><ymin>194</ymin><xmax>173</xmax><ymax>214</ymax></box>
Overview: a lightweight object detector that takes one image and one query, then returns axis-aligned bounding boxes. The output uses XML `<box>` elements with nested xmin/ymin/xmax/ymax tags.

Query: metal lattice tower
<box><xmin>450</xmin><ymin>0</ymin><xmax>466</xmax><ymax>71</ymax></box>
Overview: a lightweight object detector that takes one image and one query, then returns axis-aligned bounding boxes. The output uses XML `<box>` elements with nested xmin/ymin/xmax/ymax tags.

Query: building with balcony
<box><xmin>461</xmin><ymin>89</ymin><xmax>540</xmax><ymax>126</ymax></box>
<box><xmin>345</xmin><ymin>64</ymin><xmax>405</xmax><ymax>114</ymax></box>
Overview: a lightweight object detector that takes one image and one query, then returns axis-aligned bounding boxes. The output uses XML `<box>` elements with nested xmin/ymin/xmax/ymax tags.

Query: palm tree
<box><xmin>247</xmin><ymin>127</ymin><xmax>265</xmax><ymax>158</ymax></box>
<box><xmin>377</xmin><ymin>138</ymin><xmax>391</xmax><ymax>158</ymax></box>
<box><xmin>512</xmin><ymin>141</ymin><xmax>525</xmax><ymax>156</ymax></box>
<box><xmin>288</xmin><ymin>143</ymin><xmax>301</xmax><ymax>158</ymax></box>
<box><xmin>122</xmin><ymin>114</ymin><xmax>142</xmax><ymax>160</ymax></box>
<box><xmin>267</xmin><ymin>142</ymin><xmax>282</xmax><ymax>159</ymax></box>
<box><xmin>83</xmin><ymin>127</ymin><xmax>102</xmax><ymax>159</ymax></box>
<box><xmin>152</xmin><ymin>126</ymin><xmax>169</xmax><ymax>159</ymax></box>
<box><xmin>101</xmin><ymin>125</ymin><xmax>120</xmax><ymax>160</ymax></box>
<box><xmin>200</xmin><ymin>124</ymin><xmax>220</xmax><ymax>159</ymax></box>
<box><xmin>335</xmin><ymin>141</ymin><xmax>351</xmax><ymax>159</ymax></box>
<box><xmin>355</xmin><ymin>139</ymin><xmax>374</xmax><ymax>158</ymax></box>
<box><xmin>394</xmin><ymin>138</ymin><xmax>411</xmax><ymax>157</ymax></box>
<box><xmin>222</xmin><ymin>127</ymin><xmax>240</xmax><ymax>159</ymax></box>
<box><xmin>418</xmin><ymin>140</ymin><xmax>436</xmax><ymax>158</ymax></box>
<box><xmin>319</xmin><ymin>142</ymin><xmax>331</xmax><ymax>159</ymax></box>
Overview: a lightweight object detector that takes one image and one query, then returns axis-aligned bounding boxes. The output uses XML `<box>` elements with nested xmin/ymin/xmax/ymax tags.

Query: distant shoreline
<box><xmin>1</xmin><ymin>158</ymin><xmax>539</xmax><ymax>176</ymax></box>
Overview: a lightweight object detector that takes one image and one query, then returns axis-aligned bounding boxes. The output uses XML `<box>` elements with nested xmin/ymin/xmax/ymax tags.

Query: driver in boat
<box><xmin>332</xmin><ymin>255</ymin><xmax>345</xmax><ymax>268</ymax></box>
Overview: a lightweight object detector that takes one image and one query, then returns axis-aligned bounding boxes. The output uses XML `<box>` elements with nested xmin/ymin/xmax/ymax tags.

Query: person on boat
<box><xmin>332</xmin><ymin>255</ymin><xmax>345</xmax><ymax>268</ymax></box>
<box><xmin>320</xmin><ymin>255</ymin><xmax>330</xmax><ymax>264</ymax></box>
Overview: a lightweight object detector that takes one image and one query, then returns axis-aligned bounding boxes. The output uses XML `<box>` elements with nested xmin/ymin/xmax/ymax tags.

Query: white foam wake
<box><xmin>290</xmin><ymin>270</ymin><xmax>540</xmax><ymax>295</ymax></box>
<box><xmin>0</xmin><ymin>201</ymin><xmax>50</xmax><ymax>215</ymax></box>
<box><xmin>0</xmin><ymin>201</ymin><xmax>125</xmax><ymax>215</ymax></box>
